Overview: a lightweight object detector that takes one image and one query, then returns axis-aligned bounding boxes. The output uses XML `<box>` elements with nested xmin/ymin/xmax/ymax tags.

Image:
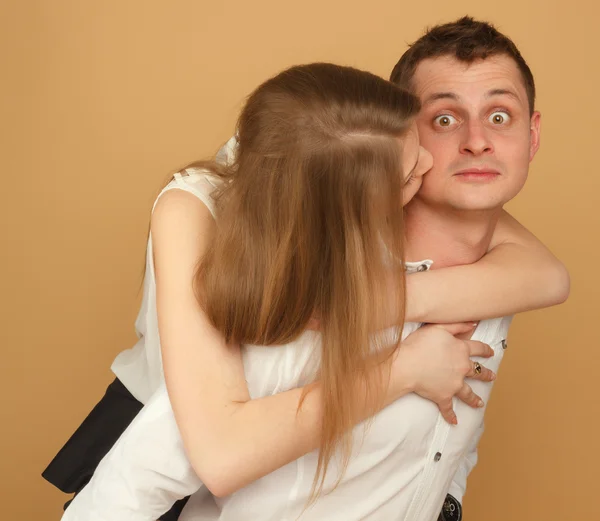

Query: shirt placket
<box><xmin>403</xmin><ymin>415</ymin><xmax>452</xmax><ymax>521</ymax></box>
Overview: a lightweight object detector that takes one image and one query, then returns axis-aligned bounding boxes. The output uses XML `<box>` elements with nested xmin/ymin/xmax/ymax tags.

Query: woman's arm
<box><xmin>153</xmin><ymin>190</ymin><xmax>492</xmax><ymax>498</ymax></box>
<box><xmin>406</xmin><ymin>210</ymin><xmax>570</xmax><ymax>323</ymax></box>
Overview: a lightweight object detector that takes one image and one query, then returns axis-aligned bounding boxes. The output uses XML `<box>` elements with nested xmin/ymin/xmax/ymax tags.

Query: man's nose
<box><xmin>459</xmin><ymin>121</ymin><xmax>493</xmax><ymax>156</ymax></box>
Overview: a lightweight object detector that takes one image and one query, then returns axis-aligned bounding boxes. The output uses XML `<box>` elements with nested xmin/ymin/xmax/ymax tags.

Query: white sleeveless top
<box><xmin>103</xmin><ymin>167</ymin><xmax>512</xmax><ymax>521</ymax></box>
<box><xmin>110</xmin><ymin>169</ymin><xmax>221</xmax><ymax>403</ymax></box>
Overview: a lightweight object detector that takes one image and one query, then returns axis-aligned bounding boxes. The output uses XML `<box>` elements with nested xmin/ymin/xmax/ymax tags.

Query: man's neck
<box><xmin>404</xmin><ymin>197</ymin><xmax>502</xmax><ymax>269</ymax></box>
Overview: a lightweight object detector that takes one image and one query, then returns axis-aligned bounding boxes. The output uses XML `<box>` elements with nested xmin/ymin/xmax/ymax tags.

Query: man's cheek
<box><xmin>424</xmin><ymin>138</ymin><xmax>453</xmax><ymax>163</ymax></box>
<box><xmin>417</xmin><ymin>131</ymin><xmax>437</xmax><ymax>149</ymax></box>
<box><xmin>419</xmin><ymin>174</ymin><xmax>443</xmax><ymax>195</ymax></box>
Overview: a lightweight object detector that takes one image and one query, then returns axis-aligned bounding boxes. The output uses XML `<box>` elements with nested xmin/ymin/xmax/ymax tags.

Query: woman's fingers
<box><xmin>456</xmin><ymin>382</ymin><xmax>485</xmax><ymax>409</ymax></box>
<box><xmin>438</xmin><ymin>382</ymin><xmax>487</xmax><ymax>425</ymax></box>
<box><xmin>465</xmin><ymin>341</ymin><xmax>496</xmax><ymax>380</ymax></box>
<box><xmin>434</xmin><ymin>322</ymin><xmax>477</xmax><ymax>336</ymax></box>
<box><xmin>437</xmin><ymin>399</ymin><xmax>457</xmax><ymax>425</ymax></box>
<box><xmin>465</xmin><ymin>360</ymin><xmax>496</xmax><ymax>382</ymax></box>
<box><xmin>466</xmin><ymin>340</ymin><xmax>494</xmax><ymax>358</ymax></box>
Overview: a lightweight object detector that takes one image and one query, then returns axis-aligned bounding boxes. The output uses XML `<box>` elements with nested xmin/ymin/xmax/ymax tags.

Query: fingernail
<box><xmin>491</xmin><ymin>372</ymin><xmax>496</xmax><ymax>380</ymax></box>
<box><xmin>477</xmin><ymin>400</ymin><xmax>484</xmax><ymax>408</ymax></box>
<box><xmin>472</xmin><ymin>322</ymin><xmax>478</xmax><ymax>328</ymax></box>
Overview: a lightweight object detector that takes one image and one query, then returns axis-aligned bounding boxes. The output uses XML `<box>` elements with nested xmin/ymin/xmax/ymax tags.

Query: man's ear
<box><xmin>529</xmin><ymin>111</ymin><xmax>541</xmax><ymax>161</ymax></box>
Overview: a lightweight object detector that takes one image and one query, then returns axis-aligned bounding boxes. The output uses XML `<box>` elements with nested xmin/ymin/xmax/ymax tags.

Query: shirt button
<box><xmin>434</xmin><ymin>452</ymin><xmax>442</xmax><ymax>462</ymax></box>
<box><xmin>501</xmin><ymin>339</ymin><xmax>508</xmax><ymax>349</ymax></box>
<box><xmin>417</xmin><ymin>264</ymin><xmax>428</xmax><ymax>272</ymax></box>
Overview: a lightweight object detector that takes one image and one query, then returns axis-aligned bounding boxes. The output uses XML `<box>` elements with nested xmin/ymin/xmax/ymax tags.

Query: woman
<box><xmin>48</xmin><ymin>63</ymin><xmax>568</xmax><ymax>520</ymax></box>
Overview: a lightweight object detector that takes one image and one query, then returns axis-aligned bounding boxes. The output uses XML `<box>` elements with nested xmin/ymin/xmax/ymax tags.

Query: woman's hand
<box><xmin>393</xmin><ymin>323</ymin><xmax>495</xmax><ymax>425</ymax></box>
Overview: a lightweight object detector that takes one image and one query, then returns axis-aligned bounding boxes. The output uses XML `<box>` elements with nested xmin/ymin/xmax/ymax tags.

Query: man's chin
<box><xmin>411</xmin><ymin>191</ymin><xmax>512</xmax><ymax>213</ymax></box>
<box><xmin>434</xmin><ymin>189</ymin><xmax>516</xmax><ymax>212</ymax></box>
<box><xmin>433</xmin><ymin>195</ymin><xmax>508</xmax><ymax>213</ymax></box>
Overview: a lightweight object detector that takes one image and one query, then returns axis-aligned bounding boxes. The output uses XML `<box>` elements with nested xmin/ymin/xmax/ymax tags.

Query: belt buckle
<box><xmin>438</xmin><ymin>494</ymin><xmax>462</xmax><ymax>521</ymax></box>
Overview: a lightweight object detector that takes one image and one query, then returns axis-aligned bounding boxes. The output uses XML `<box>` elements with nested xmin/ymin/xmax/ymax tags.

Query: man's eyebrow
<box><xmin>422</xmin><ymin>92</ymin><xmax>459</xmax><ymax>106</ymax></box>
<box><xmin>486</xmin><ymin>88</ymin><xmax>520</xmax><ymax>102</ymax></box>
<box><xmin>422</xmin><ymin>89</ymin><xmax>521</xmax><ymax>106</ymax></box>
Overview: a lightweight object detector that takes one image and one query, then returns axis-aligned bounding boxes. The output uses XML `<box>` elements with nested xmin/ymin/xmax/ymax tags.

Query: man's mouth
<box><xmin>453</xmin><ymin>168</ymin><xmax>501</xmax><ymax>181</ymax></box>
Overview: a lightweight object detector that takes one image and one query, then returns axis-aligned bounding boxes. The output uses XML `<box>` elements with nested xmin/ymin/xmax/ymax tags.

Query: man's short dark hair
<box><xmin>390</xmin><ymin>16</ymin><xmax>536</xmax><ymax>114</ymax></box>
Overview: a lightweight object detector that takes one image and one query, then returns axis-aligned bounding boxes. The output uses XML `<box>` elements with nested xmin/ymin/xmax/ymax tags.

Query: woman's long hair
<box><xmin>193</xmin><ymin>63</ymin><xmax>420</xmax><ymax>498</ymax></box>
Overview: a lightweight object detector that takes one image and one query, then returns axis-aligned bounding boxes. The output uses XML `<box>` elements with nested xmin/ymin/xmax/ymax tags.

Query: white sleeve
<box><xmin>61</xmin><ymin>384</ymin><xmax>204</xmax><ymax>521</ymax></box>
<box><xmin>446</xmin><ymin>420</ymin><xmax>484</xmax><ymax>505</ymax></box>
<box><xmin>215</xmin><ymin>136</ymin><xmax>238</xmax><ymax>165</ymax></box>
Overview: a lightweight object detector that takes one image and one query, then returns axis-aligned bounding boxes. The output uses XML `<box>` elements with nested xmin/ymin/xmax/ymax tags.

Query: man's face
<box><xmin>411</xmin><ymin>54</ymin><xmax>541</xmax><ymax>212</ymax></box>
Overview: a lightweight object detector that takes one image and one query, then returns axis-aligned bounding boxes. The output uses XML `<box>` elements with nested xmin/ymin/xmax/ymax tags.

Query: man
<box><xmin>62</xmin><ymin>17</ymin><xmax>550</xmax><ymax>521</ymax></box>
<box><xmin>389</xmin><ymin>16</ymin><xmax>540</xmax><ymax>519</ymax></box>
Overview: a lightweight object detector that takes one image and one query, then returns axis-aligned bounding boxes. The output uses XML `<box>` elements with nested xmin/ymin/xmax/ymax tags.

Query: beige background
<box><xmin>2</xmin><ymin>1</ymin><xmax>598</xmax><ymax>519</ymax></box>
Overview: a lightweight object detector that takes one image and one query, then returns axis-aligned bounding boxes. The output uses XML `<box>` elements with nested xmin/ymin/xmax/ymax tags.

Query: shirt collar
<box><xmin>405</xmin><ymin>259</ymin><xmax>434</xmax><ymax>274</ymax></box>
